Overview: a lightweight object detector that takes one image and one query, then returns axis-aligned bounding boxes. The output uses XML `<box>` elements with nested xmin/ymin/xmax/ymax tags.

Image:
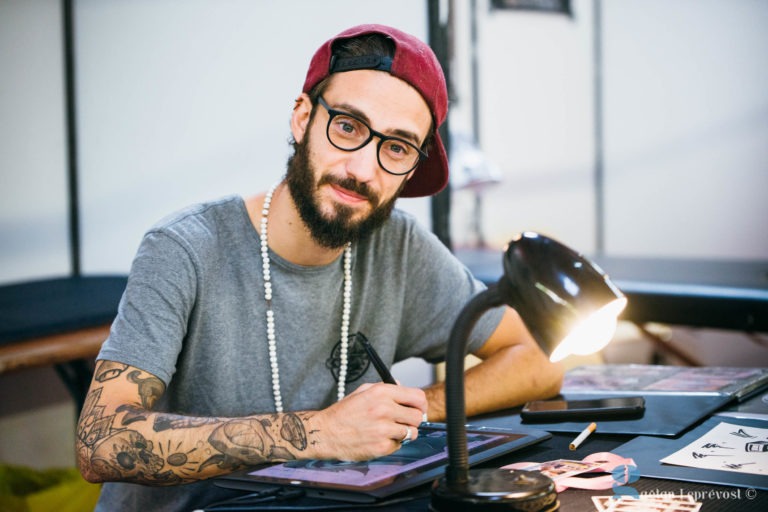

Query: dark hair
<box><xmin>308</xmin><ymin>34</ymin><xmax>396</xmax><ymax>102</ymax></box>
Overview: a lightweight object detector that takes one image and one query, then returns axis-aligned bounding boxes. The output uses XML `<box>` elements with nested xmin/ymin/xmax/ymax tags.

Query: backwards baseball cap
<box><xmin>302</xmin><ymin>24</ymin><xmax>449</xmax><ymax>198</ymax></box>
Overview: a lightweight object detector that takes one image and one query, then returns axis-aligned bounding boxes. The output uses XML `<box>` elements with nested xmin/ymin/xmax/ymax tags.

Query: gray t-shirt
<box><xmin>94</xmin><ymin>195</ymin><xmax>504</xmax><ymax>511</ymax></box>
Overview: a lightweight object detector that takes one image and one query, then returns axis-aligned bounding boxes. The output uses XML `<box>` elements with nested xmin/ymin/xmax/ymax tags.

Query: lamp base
<box><xmin>430</xmin><ymin>468</ymin><xmax>559</xmax><ymax>511</ymax></box>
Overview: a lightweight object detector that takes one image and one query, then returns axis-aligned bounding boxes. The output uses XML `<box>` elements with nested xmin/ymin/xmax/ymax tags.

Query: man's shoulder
<box><xmin>139</xmin><ymin>195</ymin><xmax>251</xmax><ymax>259</ymax></box>
<box><xmin>365</xmin><ymin>207</ymin><xmax>447</xmax><ymax>256</ymax></box>
<box><xmin>379</xmin><ymin>207</ymin><xmax>425</xmax><ymax>236</ymax></box>
<box><xmin>149</xmin><ymin>195</ymin><xmax>245</xmax><ymax>233</ymax></box>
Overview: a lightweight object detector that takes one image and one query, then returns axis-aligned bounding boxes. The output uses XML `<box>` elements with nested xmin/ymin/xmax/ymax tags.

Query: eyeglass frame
<box><xmin>316</xmin><ymin>96</ymin><xmax>429</xmax><ymax>176</ymax></box>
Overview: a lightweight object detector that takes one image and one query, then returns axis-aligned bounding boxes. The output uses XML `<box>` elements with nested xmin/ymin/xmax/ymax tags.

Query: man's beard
<box><xmin>285</xmin><ymin>133</ymin><xmax>406</xmax><ymax>249</ymax></box>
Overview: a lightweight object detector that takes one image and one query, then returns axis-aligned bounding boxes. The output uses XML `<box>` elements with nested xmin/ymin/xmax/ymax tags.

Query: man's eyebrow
<box><xmin>333</xmin><ymin>101</ymin><xmax>424</xmax><ymax>146</ymax></box>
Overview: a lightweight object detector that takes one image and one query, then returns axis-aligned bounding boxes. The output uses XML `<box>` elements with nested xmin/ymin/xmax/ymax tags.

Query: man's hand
<box><xmin>306</xmin><ymin>382</ymin><xmax>428</xmax><ymax>461</ymax></box>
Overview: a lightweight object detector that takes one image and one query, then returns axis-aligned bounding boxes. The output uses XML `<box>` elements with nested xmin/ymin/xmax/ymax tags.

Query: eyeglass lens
<box><xmin>318</xmin><ymin>97</ymin><xmax>424</xmax><ymax>176</ymax></box>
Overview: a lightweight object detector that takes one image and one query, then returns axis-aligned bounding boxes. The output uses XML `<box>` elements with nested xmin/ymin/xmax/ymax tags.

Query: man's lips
<box><xmin>329</xmin><ymin>183</ymin><xmax>369</xmax><ymax>204</ymax></box>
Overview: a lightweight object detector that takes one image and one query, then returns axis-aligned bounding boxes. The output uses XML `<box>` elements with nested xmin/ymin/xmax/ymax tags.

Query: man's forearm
<box><xmin>76</xmin><ymin>386</ymin><xmax>320</xmax><ymax>485</ymax></box>
<box><xmin>423</xmin><ymin>344</ymin><xmax>563</xmax><ymax>422</ymax></box>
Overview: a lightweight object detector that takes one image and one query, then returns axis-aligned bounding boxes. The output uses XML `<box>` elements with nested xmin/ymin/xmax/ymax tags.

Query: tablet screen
<box><xmin>215</xmin><ymin>422</ymin><xmax>550</xmax><ymax>502</ymax></box>
<box><xmin>243</xmin><ymin>424</ymin><xmax>522</xmax><ymax>492</ymax></box>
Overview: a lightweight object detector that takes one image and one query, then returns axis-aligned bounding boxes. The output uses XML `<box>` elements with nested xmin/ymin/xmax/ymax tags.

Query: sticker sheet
<box><xmin>660</xmin><ymin>421</ymin><xmax>768</xmax><ymax>476</ymax></box>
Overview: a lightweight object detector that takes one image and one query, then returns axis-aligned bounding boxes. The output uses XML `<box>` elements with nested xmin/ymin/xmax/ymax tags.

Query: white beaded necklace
<box><xmin>259</xmin><ymin>182</ymin><xmax>352</xmax><ymax>413</ymax></box>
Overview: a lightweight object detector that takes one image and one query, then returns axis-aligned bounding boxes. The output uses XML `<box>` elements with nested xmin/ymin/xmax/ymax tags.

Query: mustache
<box><xmin>318</xmin><ymin>175</ymin><xmax>380</xmax><ymax>206</ymax></box>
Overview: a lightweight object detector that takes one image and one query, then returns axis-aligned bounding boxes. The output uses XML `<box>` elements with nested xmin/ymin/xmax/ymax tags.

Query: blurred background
<box><xmin>1</xmin><ymin>0</ymin><xmax>766</xmax><ymax>471</ymax></box>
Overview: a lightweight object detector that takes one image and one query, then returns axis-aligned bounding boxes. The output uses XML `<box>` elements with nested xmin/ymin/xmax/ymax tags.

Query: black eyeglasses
<box><xmin>317</xmin><ymin>97</ymin><xmax>428</xmax><ymax>176</ymax></box>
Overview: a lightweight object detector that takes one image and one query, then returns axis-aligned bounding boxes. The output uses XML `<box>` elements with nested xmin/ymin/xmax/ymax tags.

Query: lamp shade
<box><xmin>500</xmin><ymin>232</ymin><xmax>627</xmax><ymax>361</ymax></box>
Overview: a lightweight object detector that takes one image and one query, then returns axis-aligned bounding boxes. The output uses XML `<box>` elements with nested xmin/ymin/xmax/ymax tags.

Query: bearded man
<box><xmin>76</xmin><ymin>24</ymin><xmax>563</xmax><ymax>512</ymax></box>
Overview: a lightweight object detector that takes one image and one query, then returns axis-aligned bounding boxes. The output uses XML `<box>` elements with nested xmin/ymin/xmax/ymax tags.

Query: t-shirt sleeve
<box><xmin>98</xmin><ymin>230</ymin><xmax>198</xmax><ymax>385</ymax></box>
<box><xmin>395</xmin><ymin>221</ymin><xmax>505</xmax><ymax>363</ymax></box>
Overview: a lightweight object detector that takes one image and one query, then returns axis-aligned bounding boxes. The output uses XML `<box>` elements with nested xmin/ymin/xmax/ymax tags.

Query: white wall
<box><xmin>602</xmin><ymin>0</ymin><xmax>768</xmax><ymax>260</ymax></box>
<box><xmin>449</xmin><ymin>0</ymin><xmax>597</xmax><ymax>251</ymax></box>
<box><xmin>0</xmin><ymin>0</ymin><xmax>70</xmax><ymax>283</ymax></box>
<box><xmin>448</xmin><ymin>0</ymin><xmax>768</xmax><ymax>260</ymax></box>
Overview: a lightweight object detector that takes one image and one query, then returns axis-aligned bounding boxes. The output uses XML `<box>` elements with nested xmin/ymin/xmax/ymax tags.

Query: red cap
<box><xmin>302</xmin><ymin>24</ymin><xmax>449</xmax><ymax>198</ymax></box>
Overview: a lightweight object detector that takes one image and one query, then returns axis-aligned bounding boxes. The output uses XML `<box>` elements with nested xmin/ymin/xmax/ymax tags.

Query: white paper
<box><xmin>661</xmin><ymin>422</ymin><xmax>768</xmax><ymax>476</ymax></box>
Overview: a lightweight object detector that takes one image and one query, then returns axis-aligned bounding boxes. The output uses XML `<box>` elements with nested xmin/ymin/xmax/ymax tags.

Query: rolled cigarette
<box><xmin>569</xmin><ymin>422</ymin><xmax>597</xmax><ymax>450</ymax></box>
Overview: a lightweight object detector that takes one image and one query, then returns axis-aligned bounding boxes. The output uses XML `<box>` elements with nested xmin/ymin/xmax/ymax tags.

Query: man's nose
<box><xmin>344</xmin><ymin>138</ymin><xmax>382</xmax><ymax>182</ymax></box>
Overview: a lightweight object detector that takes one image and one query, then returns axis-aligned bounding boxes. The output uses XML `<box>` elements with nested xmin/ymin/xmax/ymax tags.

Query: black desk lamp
<box><xmin>431</xmin><ymin>232</ymin><xmax>627</xmax><ymax>511</ymax></box>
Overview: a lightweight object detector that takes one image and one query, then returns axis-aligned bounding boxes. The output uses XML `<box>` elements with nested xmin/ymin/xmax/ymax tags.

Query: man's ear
<box><xmin>291</xmin><ymin>93</ymin><xmax>312</xmax><ymax>144</ymax></box>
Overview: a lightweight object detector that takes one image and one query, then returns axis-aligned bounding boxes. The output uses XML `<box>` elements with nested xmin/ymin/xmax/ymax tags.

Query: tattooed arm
<box><xmin>76</xmin><ymin>359</ymin><xmax>427</xmax><ymax>485</ymax></box>
<box><xmin>75</xmin><ymin>360</ymin><xmax>316</xmax><ymax>485</ymax></box>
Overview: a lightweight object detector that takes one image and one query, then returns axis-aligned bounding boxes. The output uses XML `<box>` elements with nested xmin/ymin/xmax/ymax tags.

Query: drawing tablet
<box><xmin>214</xmin><ymin>422</ymin><xmax>551</xmax><ymax>503</ymax></box>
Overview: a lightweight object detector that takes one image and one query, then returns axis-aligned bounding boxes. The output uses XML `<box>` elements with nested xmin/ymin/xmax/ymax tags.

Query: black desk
<box><xmin>202</xmin><ymin>425</ymin><xmax>768</xmax><ymax>511</ymax></box>
<box><xmin>455</xmin><ymin>249</ymin><xmax>768</xmax><ymax>333</ymax></box>
<box><xmin>199</xmin><ymin>387</ymin><xmax>768</xmax><ymax>510</ymax></box>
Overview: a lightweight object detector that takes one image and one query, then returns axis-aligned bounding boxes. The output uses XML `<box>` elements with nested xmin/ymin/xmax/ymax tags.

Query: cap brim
<box><xmin>400</xmin><ymin>131</ymin><xmax>449</xmax><ymax>198</ymax></box>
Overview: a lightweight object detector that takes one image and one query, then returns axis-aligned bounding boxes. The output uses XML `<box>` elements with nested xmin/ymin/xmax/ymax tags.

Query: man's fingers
<box><xmin>392</xmin><ymin>423</ymin><xmax>419</xmax><ymax>445</ymax></box>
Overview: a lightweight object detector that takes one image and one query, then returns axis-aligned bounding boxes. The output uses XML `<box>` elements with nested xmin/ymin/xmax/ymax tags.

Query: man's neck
<box><xmin>245</xmin><ymin>182</ymin><xmax>346</xmax><ymax>267</ymax></box>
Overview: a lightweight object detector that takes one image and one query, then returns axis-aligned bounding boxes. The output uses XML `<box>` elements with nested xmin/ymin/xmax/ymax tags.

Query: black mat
<box><xmin>473</xmin><ymin>393</ymin><xmax>733</xmax><ymax>437</ymax></box>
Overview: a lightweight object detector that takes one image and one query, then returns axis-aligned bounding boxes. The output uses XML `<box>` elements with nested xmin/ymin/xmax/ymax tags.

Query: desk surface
<box><xmin>202</xmin><ymin>393</ymin><xmax>768</xmax><ymax>511</ymax></box>
<box><xmin>202</xmin><ymin>428</ymin><xmax>768</xmax><ymax>511</ymax></box>
<box><xmin>455</xmin><ymin>248</ymin><xmax>768</xmax><ymax>332</ymax></box>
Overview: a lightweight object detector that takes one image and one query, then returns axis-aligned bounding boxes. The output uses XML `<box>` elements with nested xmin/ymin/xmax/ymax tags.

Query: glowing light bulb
<box><xmin>549</xmin><ymin>297</ymin><xmax>627</xmax><ymax>362</ymax></box>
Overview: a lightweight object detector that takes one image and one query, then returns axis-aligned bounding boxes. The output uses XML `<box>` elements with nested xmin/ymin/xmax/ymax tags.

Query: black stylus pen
<box><xmin>360</xmin><ymin>337</ymin><xmax>398</xmax><ymax>384</ymax></box>
<box><xmin>361</xmin><ymin>337</ymin><xmax>430</xmax><ymax>425</ymax></box>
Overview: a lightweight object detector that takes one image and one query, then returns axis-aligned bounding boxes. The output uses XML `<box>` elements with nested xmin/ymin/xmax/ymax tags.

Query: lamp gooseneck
<box><xmin>444</xmin><ymin>283</ymin><xmax>506</xmax><ymax>486</ymax></box>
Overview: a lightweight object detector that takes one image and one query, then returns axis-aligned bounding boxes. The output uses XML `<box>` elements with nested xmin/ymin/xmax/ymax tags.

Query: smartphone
<box><xmin>520</xmin><ymin>396</ymin><xmax>645</xmax><ymax>422</ymax></box>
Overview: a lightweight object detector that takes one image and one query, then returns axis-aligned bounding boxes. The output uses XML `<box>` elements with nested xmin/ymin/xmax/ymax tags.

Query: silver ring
<box><xmin>401</xmin><ymin>426</ymin><xmax>412</xmax><ymax>444</ymax></box>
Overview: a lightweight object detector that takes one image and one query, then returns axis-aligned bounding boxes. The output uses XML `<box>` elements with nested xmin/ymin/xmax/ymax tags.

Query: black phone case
<box><xmin>520</xmin><ymin>396</ymin><xmax>646</xmax><ymax>422</ymax></box>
